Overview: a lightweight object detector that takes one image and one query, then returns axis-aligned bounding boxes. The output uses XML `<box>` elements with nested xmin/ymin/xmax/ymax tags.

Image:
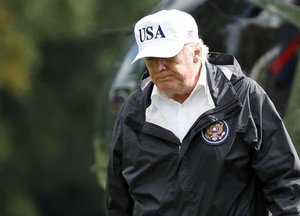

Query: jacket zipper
<box><xmin>178</xmin><ymin>145</ymin><xmax>182</xmax><ymax>155</ymax></box>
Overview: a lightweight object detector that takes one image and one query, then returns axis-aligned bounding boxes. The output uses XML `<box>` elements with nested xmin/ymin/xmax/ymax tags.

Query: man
<box><xmin>105</xmin><ymin>9</ymin><xmax>300</xmax><ymax>215</ymax></box>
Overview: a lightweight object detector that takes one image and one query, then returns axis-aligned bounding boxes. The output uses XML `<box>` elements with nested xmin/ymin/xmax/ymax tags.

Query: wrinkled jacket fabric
<box><xmin>105</xmin><ymin>53</ymin><xmax>300</xmax><ymax>216</ymax></box>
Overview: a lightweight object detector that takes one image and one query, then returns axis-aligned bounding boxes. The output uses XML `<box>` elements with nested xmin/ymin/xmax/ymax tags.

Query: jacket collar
<box><xmin>126</xmin><ymin>53</ymin><xmax>244</xmax><ymax>127</ymax></box>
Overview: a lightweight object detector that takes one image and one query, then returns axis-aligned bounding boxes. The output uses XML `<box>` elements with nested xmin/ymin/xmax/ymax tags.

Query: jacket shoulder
<box><xmin>117</xmin><ymin>82</ymin><xmax>152</xmax><ymax>119</ymax></box>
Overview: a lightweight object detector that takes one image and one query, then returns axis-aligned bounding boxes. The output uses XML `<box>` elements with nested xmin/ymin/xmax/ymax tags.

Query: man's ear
<box><xmin>193</xmin><ymin>47</ymin><xmax>202</xmax><ymax>63</ymax></box>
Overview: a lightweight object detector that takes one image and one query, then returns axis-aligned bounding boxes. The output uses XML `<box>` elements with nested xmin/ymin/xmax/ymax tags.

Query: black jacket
<box><xmin>105</xmin><ymin>53</ymin><xmax>300</xmax><ymax>216</ymax></box>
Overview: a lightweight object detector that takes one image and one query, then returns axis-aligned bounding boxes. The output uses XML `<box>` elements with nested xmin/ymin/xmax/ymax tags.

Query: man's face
<box><xmin>144</xmin><ymin>44</ymin><xmax>201</xmax><ymax>101</ymax></box>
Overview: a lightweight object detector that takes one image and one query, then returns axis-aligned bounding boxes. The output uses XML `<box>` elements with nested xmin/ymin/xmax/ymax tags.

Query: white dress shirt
<box><xmin>146</xmin><ymin>63</ymin><xmax>218</xmax><ymax>142</ymax></box>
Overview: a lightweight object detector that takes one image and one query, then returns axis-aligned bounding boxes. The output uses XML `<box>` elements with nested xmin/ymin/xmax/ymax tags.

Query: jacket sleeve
<box><xmin>105</xmin><ymin>116</ymin><xmax>133</xmax><ymax>216</ymax></box>
<box><xmin>250</xmin><ymin>91</ymin><xmax>300</xmax><ymax>215</ymax></box>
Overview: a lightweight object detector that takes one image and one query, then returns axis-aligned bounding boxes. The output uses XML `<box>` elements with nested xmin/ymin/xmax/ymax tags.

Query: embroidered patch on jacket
<box><xmin>201</xmin><ymin>120</ymin><xmax>229</xmax><ymax>145</ymax></box>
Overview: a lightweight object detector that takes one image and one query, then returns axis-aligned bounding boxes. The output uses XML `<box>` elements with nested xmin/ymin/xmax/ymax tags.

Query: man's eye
<box><xmin>145</xmin><ymin>57</ymin><xmax>154</xmax><ymax>62</ymax></box>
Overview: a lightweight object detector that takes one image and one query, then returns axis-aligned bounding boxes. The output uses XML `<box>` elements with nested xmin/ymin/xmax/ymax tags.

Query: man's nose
<box><xmin>155</xmin><ymin>58</ymin><xmax>167</xmax><ymax>71</ymax></box>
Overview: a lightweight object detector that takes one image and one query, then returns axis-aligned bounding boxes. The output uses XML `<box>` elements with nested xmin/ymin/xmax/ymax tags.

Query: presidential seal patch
<box><xmin>201</xmin><ymin>120</ymin><xmax>229</xmax><ymax>145</ymax></box>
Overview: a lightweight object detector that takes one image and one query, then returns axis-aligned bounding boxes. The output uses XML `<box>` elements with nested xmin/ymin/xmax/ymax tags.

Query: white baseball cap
<box><xmin>131</xmin><ymin>9</ymin><xmax>200</xmax><ymax>64</ymax></box>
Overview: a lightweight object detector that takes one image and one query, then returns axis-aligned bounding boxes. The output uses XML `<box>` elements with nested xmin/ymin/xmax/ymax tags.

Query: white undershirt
<box><xmin>145</xmin><ymin>62</ymin><xmax>217</xmax><ymax>142</ymax></box>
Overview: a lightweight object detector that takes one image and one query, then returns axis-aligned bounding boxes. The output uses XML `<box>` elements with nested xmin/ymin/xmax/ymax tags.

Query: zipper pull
<box><xmin>178</xmin><ymin>145</ymin><xmax>182</xmax><ymax>154</ymax></box>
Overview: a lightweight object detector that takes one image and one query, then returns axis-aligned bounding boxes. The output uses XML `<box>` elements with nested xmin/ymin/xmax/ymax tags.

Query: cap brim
<box><xmin>131</xmin><ymin>43</ymin><xmax>184</xmax><ymax>64</ymax></box>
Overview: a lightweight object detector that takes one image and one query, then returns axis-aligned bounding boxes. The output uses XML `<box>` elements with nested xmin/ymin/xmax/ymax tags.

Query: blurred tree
<box><xmin>0</xmin><ymin>0</ymin><xmax>159</xmax><ymax>215</ymax></box>
<box><xmin>0</xmin><ymin>2</ymin><xmax>37</xmax><ymax>96</ymax></box>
